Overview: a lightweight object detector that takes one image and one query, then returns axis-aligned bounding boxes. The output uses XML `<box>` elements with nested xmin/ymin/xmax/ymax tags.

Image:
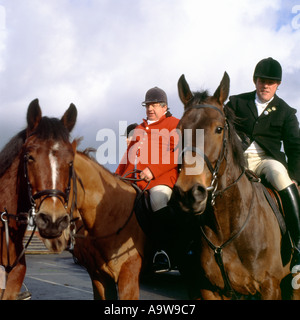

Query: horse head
<box><xmin>22</xmin><ymin>99</ymin><xmax>77</xmax><ymax>252</ymax></box>
<box><xmin>170</xmin><ymin>72</ymin><xmax>230</xmax><ymax>215</ymax></box>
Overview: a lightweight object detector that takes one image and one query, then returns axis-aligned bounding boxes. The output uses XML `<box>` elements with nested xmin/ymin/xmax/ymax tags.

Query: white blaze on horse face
<box><xmin>49</xmin><ymin>143</ymin><xmax>60</xmax><ymax>191</ymax></box>
<box><xmin>182</xmin><ymin>129</ymin><xmax>205</xmax><ymax>175</ymax></box>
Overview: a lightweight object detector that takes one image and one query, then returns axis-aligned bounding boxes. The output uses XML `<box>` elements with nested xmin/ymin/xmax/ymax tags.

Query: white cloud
<box><xmin>0</xmin><ymin>0</ymin><xmax>300</xmax><ymax>171</ymax></box>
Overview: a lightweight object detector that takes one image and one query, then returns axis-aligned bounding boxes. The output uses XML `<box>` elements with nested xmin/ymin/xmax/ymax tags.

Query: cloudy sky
<box><xmin>0</xmin><ymin>0</ymin><xmax>300</xmax><ymax>171</ymax></box>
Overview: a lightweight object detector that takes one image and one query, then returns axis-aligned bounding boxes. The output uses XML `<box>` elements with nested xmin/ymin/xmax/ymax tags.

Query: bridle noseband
<box><xmin>23</xmin><ymin>153</ymin><xmax>74</xmax><ymax>226</ymax></box>
<box><xmin>179</xmin><ymin>104</ymin><xmax>228</xmax><ymax>205</ymax></box>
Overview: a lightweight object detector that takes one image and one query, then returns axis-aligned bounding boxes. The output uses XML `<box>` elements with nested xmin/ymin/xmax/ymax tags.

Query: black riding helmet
<box><xmin>253</xmin><ymin>57</ymin><xmax>282</xmax><ymax>82</ymax></box>
<box><xmin>142</xmin><ymin>87</ymin><xmax>168</xmax><ymax>106</ymax></box>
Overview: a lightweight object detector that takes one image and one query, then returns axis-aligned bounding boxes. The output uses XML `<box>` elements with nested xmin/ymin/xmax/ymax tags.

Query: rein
<box><xmin>74</xmin><ymin>170</ymin><xmax>150</xmax><ymax>241</ymax></box>
<box><xmin>0</xmin><ymin>208</ymin><xmax>36</xmax><ymax>300</ymax></box>
<box><xmin>100</xmin><ymin>170</ymin><xmax>150</xmax><ymax>238</ymax></box>
<box><xmin>0</xmin><ymin>209</ymin><xmax>34</xmax><ymax>274</ymax></box>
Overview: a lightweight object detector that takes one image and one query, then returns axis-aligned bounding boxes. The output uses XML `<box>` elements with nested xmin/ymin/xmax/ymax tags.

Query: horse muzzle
<box><xmin>171</xmin><ymin>183</ymin><xmax>208</xmax><ymax>215</ymax></box>
<box><xmin>35</xmin><ymin>212</ymin><xmax>70</xmax><ymax>239</ymax></box>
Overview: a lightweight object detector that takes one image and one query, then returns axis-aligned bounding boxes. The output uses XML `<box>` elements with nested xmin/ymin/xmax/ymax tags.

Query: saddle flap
<box><xmin>262</xmin><ymin>185</ymin><xmax>293</xmax><ymax>266</ymax></box>
<box><xmin>131</xmin><ymin>183</ymin><xmax>153</xmax><ymax>236</ymax></box>
<box><xmin>262</xmin><ymin>185</ymin><xmax>286</xmax><ymax>235</ymax></box>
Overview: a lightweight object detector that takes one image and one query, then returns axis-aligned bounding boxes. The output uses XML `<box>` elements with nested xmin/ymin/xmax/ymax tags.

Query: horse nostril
<box><xmin>191</xmin><ymin>184</ymin><xmax>207</xmax><ymax>202</ymax></box>
<box><xmin>35</xmin><ymin>213</ymin><xmax>52</xmax><ymax>231</ymax></box>
<box><xmin>56</xmin><ymin>214</ymin><xmax>70</xmax><ymax>232</ymax></box>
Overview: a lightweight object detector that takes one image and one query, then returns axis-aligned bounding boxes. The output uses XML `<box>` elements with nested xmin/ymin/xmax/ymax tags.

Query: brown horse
<box><xmin>0</xmin><ymin>99</ymin><xmax>77</xmax><ymax>299</ymax></box>
<box><xmin>71</xmin><ymin>151</ymin><xmax>146</xmax><ymax>299</ymax></box>
<box><xmin>170</xmin><ymin>72</ymin><xmax>300</xmax><ymax>299</ymax></box>
<box><xmin>12</xmin><ymin>104</ymin><xmax>146</xmax><ymax>300</ymax></box>
<box><xmin>0</xmin><ymin>130</ymin><xmax>27</xmax><ymax>300</ymax></box>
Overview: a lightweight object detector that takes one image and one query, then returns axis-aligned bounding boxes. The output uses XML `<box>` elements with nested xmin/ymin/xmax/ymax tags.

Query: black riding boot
<box><xmin>151</xmin><ymin>206</ymin><xmax>175</xmax><ymax>272</ymax></box>
<box><xmin>279</xmin><ymin>184</ymin><xmax>300</xmax><ymax>271</ymax></box>
<box><xmin>150</xmin><ymin>206</ymin><xmax>195</xmax><ymax>273</ymax></box>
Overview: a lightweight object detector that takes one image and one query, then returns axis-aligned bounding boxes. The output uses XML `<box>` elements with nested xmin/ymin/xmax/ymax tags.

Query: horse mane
<box><xmin>78</xmin><ymin>148</ymin><xmax>133</xmax><ymax>186</ymax></box>
<box><xmin>224</xmin><ymin>105</ymin><xmax>246</xmax><ymax>169</ymax></box>
<box><xmin>33</xmin><ymin>117</ymin><xmax>70</xmax><ymax>142</ymax></box>
<box><xmin>0</xmin><ymin>129</ymin><xmax>27</xmax><ymax>178</ymax></box>
<box><xmin>78</xmin><ymin>148</ymin><xmax>115</xmax><ymax>177</ymax></box>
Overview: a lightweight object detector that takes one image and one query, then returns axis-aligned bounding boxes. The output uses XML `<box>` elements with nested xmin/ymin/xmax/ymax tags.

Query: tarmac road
<box><xmin>23</xmin><ymin>251</ymin><xmax>189</xmax><ymax>300</ymax></box>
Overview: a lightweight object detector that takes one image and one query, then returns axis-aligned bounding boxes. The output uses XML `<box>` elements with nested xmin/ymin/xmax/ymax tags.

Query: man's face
<box><xmin>255</xmin><ymin>77</ymin><xmax>281</xmax><ymax>103</ymax></box>
<box><xmin>145</xmin><ymin>103</ymin><xmax>167</xmax><ymax>121</ymax></box>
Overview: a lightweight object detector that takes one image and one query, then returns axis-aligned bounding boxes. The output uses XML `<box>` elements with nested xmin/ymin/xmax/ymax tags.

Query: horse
<box><xmin>0</xmin><ymin>130</ymin><xmax>27</xmax><ymax>300</ymax></box>
<box><xmin>0</xmin><ymin>99</ymin><xmax>77</xmax><ymax>299</ymax></box>
<box><xmin>169</xmin><ymin>72</ymin><xmax>300</xmax><ymax>299</ymax></box>
<box><xmin>10</xmin><ymin>101</ymin><xmax>146</xmax><ymax>300</ymax></box>
<box><xmin>70</xmin><ymin>151</ymin><xmax>146</xmax><ymax>300</ymax></box>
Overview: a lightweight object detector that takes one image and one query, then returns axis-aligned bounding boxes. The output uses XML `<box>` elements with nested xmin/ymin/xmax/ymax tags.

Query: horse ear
<box><xmin>178</xmin><ymin>74</ymin><xmax>194</xmax><ymax>108</ymax></box>
<box><xmin>213</xmin><ymin>72</ymin><xmax>230</xmax><ymax>105</ymax></box>
<box><xmin>71</xmin><ymin>139</ymin><xmax>77</xmax><ymax>153</ymax></box>
<box><xmin>61</xmin><ymin>103</ymin><xmax>77</xmax><ymax>133</ymax></box>
<box><xmin>27</xmin><ymin>99</ymin><xmax>42</xmax><ymax>134</ymax></box>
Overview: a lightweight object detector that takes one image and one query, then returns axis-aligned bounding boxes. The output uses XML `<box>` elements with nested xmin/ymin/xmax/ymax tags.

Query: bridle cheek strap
<box><xmin>179</xmin><ymin>104</ymin><xmax>228</xmax><ymax>204</ymax></box>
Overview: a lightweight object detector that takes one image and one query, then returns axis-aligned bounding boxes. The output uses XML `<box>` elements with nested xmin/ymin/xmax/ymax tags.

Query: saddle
<box><xmin>133</xmin><ymin>172</ymin><xmax>293</xmax><ymax>266</ymax></box>
<box><xmin>245</xmin><ymin>170</ymin><xmax>293</xmax><ymax>266</ymax></box>
<box><xmin>131</xmin><ymin>183</ymin><xmax>154</xmax><ymax>237</ymax></box>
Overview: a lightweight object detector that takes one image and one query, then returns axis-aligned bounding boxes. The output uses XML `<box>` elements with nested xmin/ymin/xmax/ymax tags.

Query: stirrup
<box><xmin>16</xmin><ymin>291</ymin><xmax>32</xmax><ymax>300</ymax></box>
<box><xmin>153</xmin><ymin>250</ymin><xmax>171</xmax><ymax>273</ymax></box>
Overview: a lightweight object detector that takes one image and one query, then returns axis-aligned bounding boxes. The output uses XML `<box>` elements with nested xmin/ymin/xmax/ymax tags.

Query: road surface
<box><xmin>23</xmin><ymin>251</ymin><xmax>189</xmax><ymax>300</ymax></box>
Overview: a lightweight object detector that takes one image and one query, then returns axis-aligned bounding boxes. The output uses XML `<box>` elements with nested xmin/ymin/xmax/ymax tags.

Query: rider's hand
<box><xmin>139</xmin><ymin>167</ymin><xmax>153</xmax><ymax>182</ymax></box>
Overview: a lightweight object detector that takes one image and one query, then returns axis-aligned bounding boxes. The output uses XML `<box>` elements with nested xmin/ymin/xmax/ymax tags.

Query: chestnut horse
<box><xmin>0</xmin><ymin>130</ymin><xmax>27</xmax><ymax>300</ymax></box>
<box><xmin>70</xmin><ymin>151</ymin><xmax>146</xmax><ymax>300</ymax></box>
<box><xmin>0</xmin><ymin>99</ymin><xmax>77</xmax><ymax>299</ymax></box>
<box><xmin>170</xmin><ymin>72</ymin><xmax>300</xmax><ymax>299</ymax></box>
<box><xmin>9</xmin><ymin>102</ymin><xmax>146</xmax><ymax>299</ymax></box>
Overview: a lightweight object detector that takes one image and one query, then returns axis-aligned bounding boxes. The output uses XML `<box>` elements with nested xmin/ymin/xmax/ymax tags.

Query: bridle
<box><xmin>23</xmin><ymin>153</ymin><xmax>75</xmax><ymax>227</ymax></box>
<box><xmin>0</xmin><ymin>155</ymin><xmax>76</xmax><ymax>298</ymax></box>
<box><xmin>178</xmin><ymin>104</ymin><xmax>229</xmax><ymax>205</ymax></box>
<box><xmin>178</xmin><ymin>103</ymin><xmax>251</xmax><ymax>299</ymax></box>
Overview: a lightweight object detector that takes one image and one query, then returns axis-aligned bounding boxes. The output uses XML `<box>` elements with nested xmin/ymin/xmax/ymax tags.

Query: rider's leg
<box><xmin>149</xmin><ymin>185</ymin><xmax>173</xmax><ymax>212</ymax></box>
<box><xmin>279</xmin><ymin>184</ymin><xmax>300</xmax><ymax>270</ymax></box>
<box><xmin>254</xmin><ymin>157</ymin><xmax>300</xmax><ymax>270</ymax></box>
<box><xmin>149</xmin><ymin>186</ymin><xmax>175</xmax><ymax>272</ymax></box>
<box><xmin>149</xmin><ymin>186</ymin><xmax>172</xmax><ymax>271</ymax></box>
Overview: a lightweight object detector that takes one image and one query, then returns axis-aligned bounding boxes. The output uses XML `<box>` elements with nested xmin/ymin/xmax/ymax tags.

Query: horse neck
<box><xmin>74</xmin><ymin>153</ymin><xmax>136</xmax><ymax>232</ymax></box>
<box><xmin>0</xmin><ymin>155</ymin><xmax>27</xmax><ymax>215</ymax></box>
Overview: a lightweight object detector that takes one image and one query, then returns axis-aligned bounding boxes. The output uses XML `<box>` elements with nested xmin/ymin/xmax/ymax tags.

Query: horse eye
<box><xmin>215</xmin><ymin>127</ymin><xmax>223</xmax><ymax>134</ymax></box>
<box><xmin>27</xmin><ymin>154</ymin><xmax>35</xmax><ymax>162</ymax></box>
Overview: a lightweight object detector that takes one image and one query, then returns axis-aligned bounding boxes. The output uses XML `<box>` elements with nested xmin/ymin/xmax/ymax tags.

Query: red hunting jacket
<box><xmin>116</xmin><ymin>113</ymin><xmax>180</xmax><ymax>190</ymax></box>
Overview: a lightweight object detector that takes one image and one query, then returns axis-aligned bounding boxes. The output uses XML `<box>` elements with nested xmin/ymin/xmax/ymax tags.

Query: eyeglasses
<box><xmin>142</xmin><ymin>102</ymin><xmax>165</xmax><ymax>108</ymax></box>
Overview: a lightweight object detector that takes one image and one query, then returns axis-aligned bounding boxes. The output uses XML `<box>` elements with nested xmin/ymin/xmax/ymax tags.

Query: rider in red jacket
<box><xmin>116</xmin><ymin>87</ymin><xmax>179</xmax><ymax>272</ymax></box>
